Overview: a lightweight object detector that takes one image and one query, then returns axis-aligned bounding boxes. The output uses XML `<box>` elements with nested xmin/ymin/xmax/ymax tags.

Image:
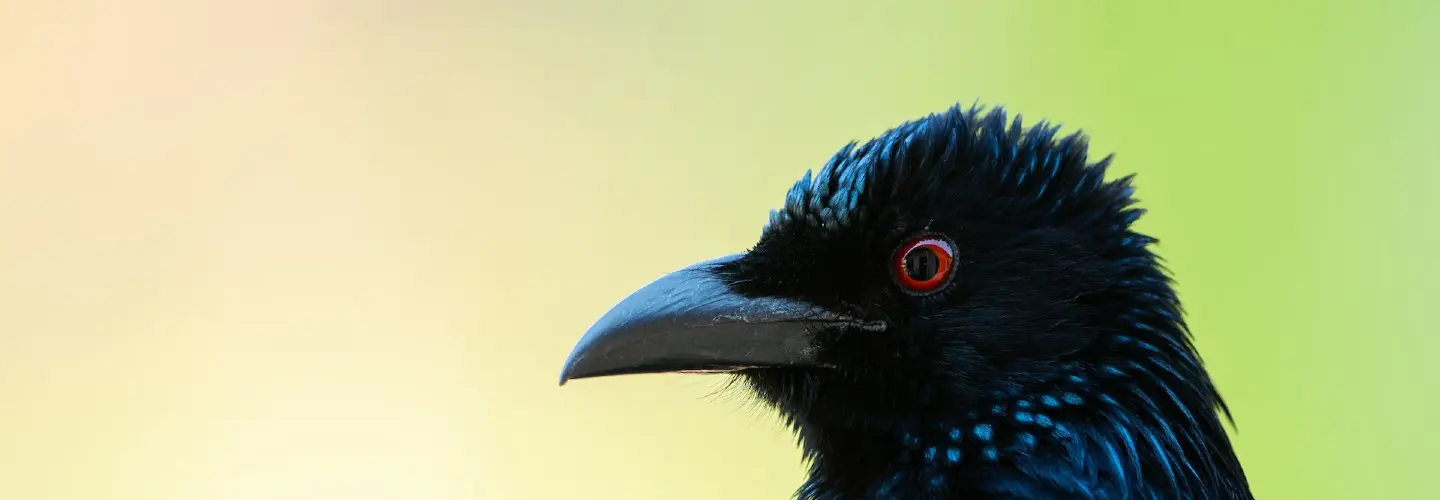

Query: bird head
<box><xmin>558</xmin><ymin>104</ymin><xmax>1236</xmax><ymax>496</ymax></box>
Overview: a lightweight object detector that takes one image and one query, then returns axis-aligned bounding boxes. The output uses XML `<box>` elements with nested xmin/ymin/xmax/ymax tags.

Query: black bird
<box><xmin>559</xmin><ymin>103</ymin><xmax>1252</xmax><ymax>499</ymax></box>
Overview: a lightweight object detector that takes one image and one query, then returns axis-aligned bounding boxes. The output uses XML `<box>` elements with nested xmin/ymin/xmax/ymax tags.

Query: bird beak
<box><xmin>559</xmin><ymin>254</ymin><xmax>863</xmax><ymax>385</ymax></box>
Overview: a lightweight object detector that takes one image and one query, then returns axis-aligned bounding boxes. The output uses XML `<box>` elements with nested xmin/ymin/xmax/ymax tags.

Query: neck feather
<box><xmin>784</xmin><ymin>321</ymin><xmax>1249</xmax><ymax>499</ymax></box>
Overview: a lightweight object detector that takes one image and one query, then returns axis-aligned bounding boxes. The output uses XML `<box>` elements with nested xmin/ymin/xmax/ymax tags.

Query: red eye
<box><xmin>892</xmin><ymin>237</ymin><xmax>957</xmax><ymax>294</ymax></box>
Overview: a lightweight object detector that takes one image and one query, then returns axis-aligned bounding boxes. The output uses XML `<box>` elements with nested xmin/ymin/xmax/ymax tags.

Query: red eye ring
<box><xmin>892</xmin><ymin>236</ymin><xmax>957</xmax><ymax>294</ymax></box>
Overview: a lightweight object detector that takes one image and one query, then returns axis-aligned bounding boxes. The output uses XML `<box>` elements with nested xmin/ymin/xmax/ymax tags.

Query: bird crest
<box><xmin>766</xmin><ymin>103</ymin><xmax>1117</xmax><ymax>240</ymax></box>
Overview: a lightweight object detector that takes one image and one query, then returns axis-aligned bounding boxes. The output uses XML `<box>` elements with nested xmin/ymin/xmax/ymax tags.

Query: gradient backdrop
<box><xmin>2</xmin><ymin>1</ymin><xmax>1437</xmax><ymax>499</ymax></box>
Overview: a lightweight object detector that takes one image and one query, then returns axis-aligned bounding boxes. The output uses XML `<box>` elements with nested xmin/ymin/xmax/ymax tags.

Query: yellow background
<box><xmin>2</xmin><ymin>1</ymin><xmax>1436</xmax><ymax>498</ymax></box>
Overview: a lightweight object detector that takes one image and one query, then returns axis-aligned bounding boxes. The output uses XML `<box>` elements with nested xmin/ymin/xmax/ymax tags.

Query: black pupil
<box><xmin>904</xmin><ymin>247</ymin><xmax>941</xmax><ymax>281</ymax></box>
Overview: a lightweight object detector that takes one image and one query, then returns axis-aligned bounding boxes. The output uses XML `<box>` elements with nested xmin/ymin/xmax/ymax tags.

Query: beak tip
<box><xmin>558</xmin><ymin>358</ymin><xmax>577</xmax><ymax>387</ymax></box>
<box><xmin>559</xmin><ymin>349</ymin><xmax>588</xmax><ymax>386</ymax></box>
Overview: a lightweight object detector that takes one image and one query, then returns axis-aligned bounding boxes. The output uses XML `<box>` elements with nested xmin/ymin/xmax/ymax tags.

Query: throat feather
<box><xmin>790</xmin><ymin>354</ymin><xmax>1244</xmax><ymax>499</ymax></box>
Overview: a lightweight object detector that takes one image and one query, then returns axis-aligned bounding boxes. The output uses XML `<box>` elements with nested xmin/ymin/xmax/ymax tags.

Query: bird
<box><xmin>558</xmin><ymin>103</ymin><xmax>1252</xmax><ymax>499</ymax></box>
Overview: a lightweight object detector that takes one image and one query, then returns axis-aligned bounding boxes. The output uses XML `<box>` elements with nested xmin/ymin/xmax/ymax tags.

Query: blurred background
<box><xmin>2</xmin><ymin>0</ymin><xmax>1436</xmax><ymax>499</ymax></box>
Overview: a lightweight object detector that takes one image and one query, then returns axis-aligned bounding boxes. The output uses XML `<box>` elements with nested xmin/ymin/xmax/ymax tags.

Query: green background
<box><xmin>1</xmin><ymin>0</ymin><xmax>1435</xmax><ymax>499</ymax></box>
